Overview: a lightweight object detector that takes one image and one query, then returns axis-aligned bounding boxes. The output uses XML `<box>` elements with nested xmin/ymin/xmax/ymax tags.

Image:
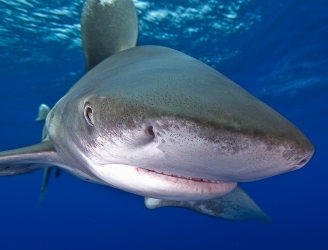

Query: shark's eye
<box><xmin>83</xmin><ymin>103</ymin><xmax>94</xmax><ymax>126</ymax></box>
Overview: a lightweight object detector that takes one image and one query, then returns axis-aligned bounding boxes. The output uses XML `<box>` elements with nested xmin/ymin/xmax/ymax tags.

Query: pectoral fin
<box><xmin>145</xmin><ymin>186</ymin><xmax>272</xmax><ymax>223</ymax></box>
<box><xmin>0</xmin><ymin>140</ymin><xmax>60</xmax><ymax>177</ymax></box>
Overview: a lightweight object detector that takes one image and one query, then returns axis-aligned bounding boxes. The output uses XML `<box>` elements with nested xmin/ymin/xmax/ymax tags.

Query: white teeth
<box><xmin>144</xmin><ymin>169</ymin><xmax>221</xmax><ymax>183</ymax></box>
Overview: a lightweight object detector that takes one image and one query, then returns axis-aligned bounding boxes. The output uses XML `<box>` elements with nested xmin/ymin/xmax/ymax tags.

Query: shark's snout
<box><xmin>288</xmin><ymin>138</ymin><xmax>314</xmax><ymax>172</ymax></box>
<box><xmin>136</xmin><ymin>115</ymin><xmax>315</xmax><ymax>182</ymax></box>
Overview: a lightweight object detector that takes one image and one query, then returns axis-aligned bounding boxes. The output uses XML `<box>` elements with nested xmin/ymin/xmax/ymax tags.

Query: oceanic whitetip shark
<box><xmin>0</xmin><ymin>0</ymin><xmax>314</xmax><ymax>223</ymax></box>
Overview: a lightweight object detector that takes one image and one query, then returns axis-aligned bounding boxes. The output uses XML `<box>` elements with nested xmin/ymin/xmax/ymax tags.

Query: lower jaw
<box><xmin>93</xmin><ymin>164</ymin><xmax>237</xmax><ymax>201</ymax></box>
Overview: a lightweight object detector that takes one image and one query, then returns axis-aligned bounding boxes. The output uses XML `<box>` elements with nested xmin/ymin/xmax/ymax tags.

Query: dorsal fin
<box><xmin>0</xmin><ymin>140</ymin><xmax>60</xmax><ymax>177</ymax></box>
<box><xmin>81</xmin><ymin>0</ymin><xmax>139</xmax><ymax>71</ymax></box>
<box><xmin>145</xmin><ymin>186</ymin><xmax>272</xmax><ymax>223</ymax></box>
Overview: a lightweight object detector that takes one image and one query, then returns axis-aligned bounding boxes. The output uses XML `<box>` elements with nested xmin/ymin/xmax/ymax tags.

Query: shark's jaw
<box><xmin>90</xmin><ymin>163</ymin><xmax>237</xmax><ymax>201</ymax></box>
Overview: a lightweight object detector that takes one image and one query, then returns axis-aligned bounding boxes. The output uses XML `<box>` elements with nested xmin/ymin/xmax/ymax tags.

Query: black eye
<box><xmin>83</xmin><ymin>103</ymin><xmax>94</xmax><ymax>126</ymax></box>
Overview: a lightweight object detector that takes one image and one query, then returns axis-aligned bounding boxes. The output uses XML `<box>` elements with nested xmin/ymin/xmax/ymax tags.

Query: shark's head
<box><xmin>45</xmin><ymin>46</ymin><xmax>314</xmax><ymax>201</ymax></box>
<box><xmin>0</xmin><ymin>0</ymin><xmax>313</xmax><ymax>222</ymax></box>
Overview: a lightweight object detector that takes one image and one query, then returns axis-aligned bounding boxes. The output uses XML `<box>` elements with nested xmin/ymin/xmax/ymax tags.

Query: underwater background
<box><xmin>0</xmin><ymin>0</ymin><xmax>327</xmax><ymax>249</ymax></box>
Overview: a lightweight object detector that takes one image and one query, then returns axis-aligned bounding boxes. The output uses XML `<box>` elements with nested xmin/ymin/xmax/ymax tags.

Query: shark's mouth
<box><xmin>139</xmin><ymin>168</ymin><xmax>224</xmax><ymax>184</ymax></box>
<box><xmin>93</xmin><ymin>163</ymin><xmax>237</xmax><ymax>201</ymax></box>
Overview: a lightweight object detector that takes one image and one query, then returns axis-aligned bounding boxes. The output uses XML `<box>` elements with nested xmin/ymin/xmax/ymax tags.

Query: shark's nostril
<box><xmin>146</xmin><ymin>126</ymin><xmax>155</xmax><ymax>138</ymax></box>
<box><xmin>297</xmin><ymin>159</ymin><xmax>307</xmax><ymax>166</ymax></box>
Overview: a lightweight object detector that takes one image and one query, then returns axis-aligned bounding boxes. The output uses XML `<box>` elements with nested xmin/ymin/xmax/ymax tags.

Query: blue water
<box><xmin>0</xmin><ymin>0</ymin><xmax>327</xmax><ymax>249</ymax></box>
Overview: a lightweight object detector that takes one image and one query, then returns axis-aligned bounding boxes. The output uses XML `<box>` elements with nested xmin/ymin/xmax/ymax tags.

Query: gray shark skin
<box><xmin>0</xmin><ymin>0</ymin><xmax>314</xmax><ymax>223</ymax></box>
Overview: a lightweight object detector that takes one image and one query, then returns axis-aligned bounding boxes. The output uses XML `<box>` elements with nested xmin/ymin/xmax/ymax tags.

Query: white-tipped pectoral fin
<box><xmin>145</xmin><ymin>186</ymin><xmax>272</xmax><ymax>223</ymax></box>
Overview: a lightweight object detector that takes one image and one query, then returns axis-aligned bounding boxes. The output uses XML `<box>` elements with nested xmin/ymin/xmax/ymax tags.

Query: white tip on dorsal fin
<box><xmin>145</xmin><ymin>186</ymin><xmax>272</xmax><ymax>223</ymax></box>
<box><xmin>81</xmin><ymin>0</ymin><xmax>139</xmax><ymax>71</ymax></box>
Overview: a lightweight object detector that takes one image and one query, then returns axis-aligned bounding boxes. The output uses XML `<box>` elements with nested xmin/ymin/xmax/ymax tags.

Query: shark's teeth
<box><xmin>144</xmin><ymin>169</ymin><xmax>222</xmax><ymax>184</ymax></box>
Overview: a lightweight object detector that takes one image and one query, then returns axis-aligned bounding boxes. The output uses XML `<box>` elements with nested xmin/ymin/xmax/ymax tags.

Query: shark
<box><xmin>0</xmin><ymin>0</ymin><xmax>314</xmax><ymax>223</ymax></box>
